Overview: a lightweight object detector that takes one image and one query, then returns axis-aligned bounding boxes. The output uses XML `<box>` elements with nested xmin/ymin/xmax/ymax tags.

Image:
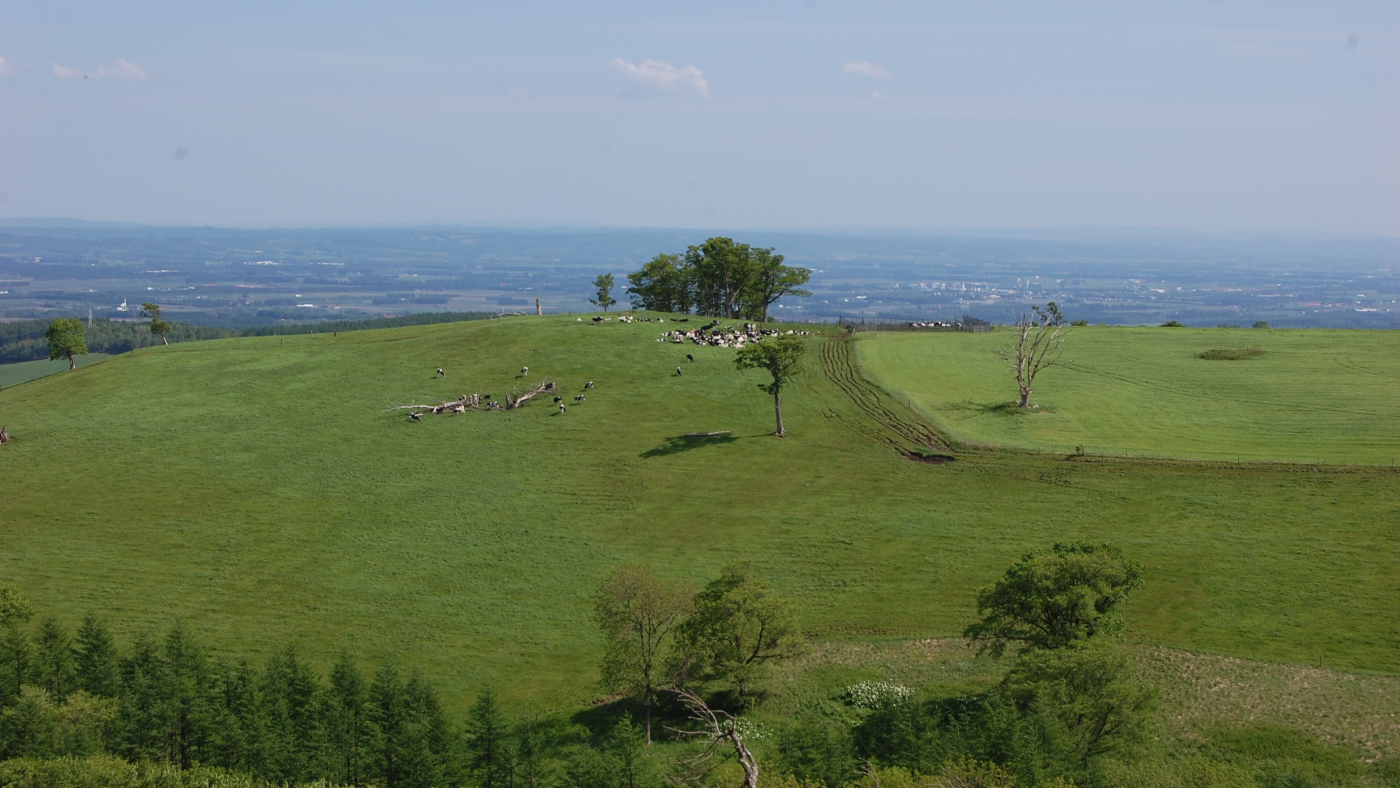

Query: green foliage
<box><xmin>995</xmin><ymin>644</ymin><xmax>1158</xmax><ymax>768</ymax></box>
<box><xmin>591</xmin><ymin>274</ymin><xmax>618</xmax><ymax>312</ymax></box>
<box><xmin>138</xmin><ymin>304</ymin><xmax>172</xmax><ymax>345</ymax></box>
<box><xmin>1252</xmin><ymin>321</ymin><xmax>1271</xmax><ymax>329</ymax></box>
<box><xmin>72</xmin><ymin>616</ymin><xmax>118</xmax><ymax>699</ymax></box>
<box><xmin>43</xmin><ymin>319</ymin><xmax>87</xmax><ymax>369</ymax></box>
<box><xmin>627</xmin><ymin>238</ymin><xmax>811</xmax><ymax>320</ymax></box>
<box><xmin>778</xmin><ymin>707</ymin><xmax>858</xmax><ymax>786</ymax></box>
<box><xmin>1206</xmin><ymin>724</ymin><xmax>1362</xmax><ymax>786</ymax></box>
<box><xmin>965</xmin><ymin>543</ymin><xmax>1144</xmax><ymax>658</ymax></box>
<box><xmin>735</xmin><ymin>334</ymin><xmax>808</xmax><ymax>436</ymax></box>
<box><xmin>593</xmin><ymin>565</ymin><xmax>689</xmax><ymax>743</ymax></box>
<box><xmin>466</xmin><ymin>685</ymin><xmax>509</xmax><ymax>787</ymax></box>
<box><xmin>1160</xmin><ymin>321</ymin><xmax>1185</xmax><ymax>328</ymax></box>
<box><xmin>0</xmin><ymin>753</ymin><xmax>313</xmax><ymax>788</ymax></box>
<box><xmin>0</xmin><ymin>591</ymin><xmax>31</xmax><ymax>631</ymax></box>
<box><xmin>671</xmin><ymin>564</ymin><xmax>803</xmax><ymax>700</ymax></box>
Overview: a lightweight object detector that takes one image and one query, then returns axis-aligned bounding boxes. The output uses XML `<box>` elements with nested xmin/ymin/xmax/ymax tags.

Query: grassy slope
<box><xmin>0</xmin><ymin>354</ymin><xmax>110</xmax><ymax>388</ymax></box>
<box><xmin>0</xmin><ymin>317</ymin><xmax>1397</xmax><ymax>712</ymax></box>
<box><xmin>855</xmin><ymin>327</ymin><xmax>1400</xmax><ymax>464</ymax></box>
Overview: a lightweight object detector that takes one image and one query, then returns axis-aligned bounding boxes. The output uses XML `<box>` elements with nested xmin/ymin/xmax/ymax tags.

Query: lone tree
<box><xmin>999</xmin><ymin>302</ymin><xmax>1070</xmax><ymax>409</ymax></box>
<box><xmin>45</xmin><ymin>318</ymin><xmax>88</xmax><ymax>370</ymax></box>
<box><xmin>670</xmin><ymin>563</ymin><xmax>803</xmax><ymax>702</ymax></box>
<box><xmin>593</xmin><ymin>564</ymin><xmax>691</xmax><ymax>744</ymax></box>
<box><xmin>734</xmin><ymin>334</ymin><xmax>807</xmax><ymax>437</ymax></box>
<box><xmin>591</xmin><ymin>273</ymin><xmax>617</xmax><ymax>312</ymax></box>
<box><xmin>964</xmin><ymin>542</ymin><xmax>1144</xmax><ymax>658</ymax></box>
<box><xmin>139</xmin><ymin>303</ymin><xmax>172</xmax><ymax>345</ymax></box>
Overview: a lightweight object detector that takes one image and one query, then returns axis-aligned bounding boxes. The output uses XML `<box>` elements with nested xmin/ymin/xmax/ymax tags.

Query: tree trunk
<box><xmin>67</xmin><ymin>353</ymin><xmax>75</xmax><ymax>371</ymax></box>
<box><xmin>1019</xmin><ymin>387</ymin><xmax>1031</xmax><ymax>408</ymax></box>
<box><xmin>644</xmin><ymin>688</ymin><xmax>652</xmax><ymax>745</ymax></box>
<box><xmin>162</xmin><ymin>335</ymin><xmax>169</xmax><ymax>346</ymax></box>
<box><xmin>773</xmin><ymin>384</ymin><xmax>785</xmax><ymax>437</ymax></box>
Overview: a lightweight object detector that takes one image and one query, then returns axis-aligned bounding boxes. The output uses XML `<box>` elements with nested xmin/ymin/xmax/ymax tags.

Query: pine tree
<box><xmin>73</xmin><ymin>614</ymin><xmax>120</xmax><ymax>698</ymax></box>
<box><xmin>466</xmin><ymin>685</ymin><xmax>511</xmax><ymax>788</ymax></box>
<box><xmin>260</xmin><ymin>646</ymin><xmax>319</xmax><ymax>782</ymax></box>
<box><xmin>318</xmin><ymin>653</ymin><xmax>367</xmax><ymax>786</ymax></box>
<box><xmin>33</xmin><ymin>617</ymin><xmax>75</xmax><ymax>699</ymax></box>
<box><xmin>400</xmin><ymin>673</ymin><xmax>449</xmax><ymax>788</ymax></box>
<box><xmin>367</xmin><ymin>663</ymin><xmax>406</xmax><ymax>787</ymax></box>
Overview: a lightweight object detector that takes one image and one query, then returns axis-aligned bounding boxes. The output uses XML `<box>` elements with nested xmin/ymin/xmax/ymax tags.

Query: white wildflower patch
<box><xmin>842</xmin><ymin>680</ymin><xmax>914</xmax><ymax>710</ymax></box>
<box><xmin>732</xmin><ymin>718</ymin><xmax>770</xmax><ymax>740</ymax></box>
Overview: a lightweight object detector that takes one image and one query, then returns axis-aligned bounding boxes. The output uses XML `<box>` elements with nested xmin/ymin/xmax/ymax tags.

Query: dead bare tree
<box><xmin>387</xmin><ymin>394</ymin><xmax>481</xmax><ymax>417</ymax></box>
<box><xmin>505</xmin><ymin>380</ymin><xmax>552</xmax><ymax>409</ymax></box>
<box><xmin>997</xmin><ymin>302</ymin><xmax>1070</xmax><ymax>409</ymax></box>
<box><xmin>667</xmin><ymin>689</ymin><xmax>759</xmax><ymax>788</ymax></box>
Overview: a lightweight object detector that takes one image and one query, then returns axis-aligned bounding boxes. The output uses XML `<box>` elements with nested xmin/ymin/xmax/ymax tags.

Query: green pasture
<box><xmin>0</xmin><ymin>317</ymin><xmax>1396</xmax><ymax>713</ymax></box>
<box><xmin>856</xmin><ymin>327</ymin><xmax>1400</xmax><ymax>464</ymax></box>
<box><xmin>0</xmin><ymin>354</ymin><xmax>110</xmax><ymax>389</ymax></box>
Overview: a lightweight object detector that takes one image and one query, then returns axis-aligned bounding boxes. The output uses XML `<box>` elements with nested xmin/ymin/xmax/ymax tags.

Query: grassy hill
<box><xmin>0</xmin><ymin>354</ymin><xmax>110</xmax><ymax>388</ymax></box>
<box><xmin>0</xmin><ymin>317</ymin><xmax>1396</xmax><ymax>712</ymax></box>
<box><xmin>856</xmin><ymin>327</ymin><xmax>1400</xmax><ymax>465</ymax></box>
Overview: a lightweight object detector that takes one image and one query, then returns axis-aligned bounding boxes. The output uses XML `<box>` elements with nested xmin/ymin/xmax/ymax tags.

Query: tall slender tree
<box><xmin>32</xmin><ymin>618</ymin><xmax>74</xmax><ymax>700</ymax></box>
<box><xmin>73</xmin><ymin>614</ymin><xmax>120</xmax><ymax>698</ymax></box>
<box><xmin>0</xmin><ymin>586</ymin><xmax>34</xmax><ymax>706</ymax></box>
<box><xmin>320</xmin><ymin>653</ymin><xmax>367</xmax><ymax>786</ymax></box>
<box><xmin>138</xmin><ymin>303</ymin><xmax>172</xmax><ymax>346</ymax></box>
<box><xmin>734</xmin><ymin>334</ymin><xmax>808</xmax><ymax>437</ymax></box>
<box><xmin>590</xmin><ymin>274</ymin><xmax>618</xmax><ymax>312</ymax></box>
<box><xmin>466</xmin><ymin>685</ymin><xmax>511</xmax><ymax>787</ymax></box>
<box><xmin>594</xmin><ymin>564</ymin><xmax>690</xmax><ymax>744</ymax></box>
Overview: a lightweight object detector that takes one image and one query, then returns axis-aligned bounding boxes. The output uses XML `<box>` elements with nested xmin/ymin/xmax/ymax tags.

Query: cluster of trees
<box><xmin>624</xmin><ymin>238</ymin><xmax>812</xmax><ymax>321</ymax></box>
<box><xmin>0</xmin><ymin>317</ymin><xmax>235</xmax><ymax>366</ymax></box>
<box><xmin>3</xmin><ymin>545</ymin><xmax>1346</xmax><ymax>787</ymax></box>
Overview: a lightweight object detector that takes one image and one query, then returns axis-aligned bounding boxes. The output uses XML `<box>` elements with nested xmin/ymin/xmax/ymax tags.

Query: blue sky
<box><xmin>1</xmin><ymin>1</ymin><xmax>1395</xmax><ymax>232</ymax></box>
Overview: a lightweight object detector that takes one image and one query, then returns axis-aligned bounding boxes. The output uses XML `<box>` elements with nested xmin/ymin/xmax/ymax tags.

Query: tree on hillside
<box><xmin>671</xmin><ymin>563</ymin><xmax>803</xmax><ymax>702</ymax></box>
<box><xmin>734</xmin><ymin>334</ymin><xmax>807</xmax><ymax>437</ymax></box>
<box><xmin>0</xmin><ymin>586</ymin><xmax>34</xmax><ymax>706</ymax></box>
<box><xmin>964</xmin><ymin>542</ymin><xmax>1144</xmax><ymax>658</ymax></box>
<box><xmin>996</xmin><ymin>642</ymin><xmax>1158</xmax><ymax>768</ymax></box>
<box><xmin>627</xmin><ymin>253</ymin><xmax>693</xmax><ymax>314</ymax></box>
<box><xmin>594</xmin><ymin>564</ymin><xmax>691</xmax><ymax>744</ymax></box>
<box><xmin>687</xmin><ymin>237</ymin><xmax>750</xmax><ymax>319</ymax></box>
<box><xmin>466</xmin><ymin>685</ymin><xmax>511</xmax><ymax>787</ymax></box>
<box><xmin>73</xmin><ymin>614</ymin><xmax>120</xmax><ymax>699</ymax></box>
<box><xmin>139</xmin><ymin>303</ymin><xmax>172</xmax><ymax>346</ymax></box>
<box><xmin>744</xmin><ymin>247</ymin><xmax>811</xmax><ymax>322</ymax></box>
<box><xmin>591</xmin><ymin>274</ymin><xmax>617</xmax><ymax>312</ymax></box>
<box><xmin>45</xmin><ymin>318</ymin><xmax>88</xmax><ymax>370</ymax></box>
<box><xmin>998</xmin><ymin>302</ymin><xmax>1069</xmax><ymax>409</ymax></box>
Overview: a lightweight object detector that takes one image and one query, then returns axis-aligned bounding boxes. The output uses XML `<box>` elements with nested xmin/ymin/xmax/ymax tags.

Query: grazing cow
<box><xmin>585</xmin><ymin>381</ymin><xmax>595</xmax><ymax>389</ymax></box>
<box><xmin>521</xmin><ymin>366</ymin><xmax>529</xmax><ymax>375</ymax></box>
<box><xmin>575</xmin><ymin>394</ymin><xmax>586</xmax><ymax>402</ymax></box>
<box><xmin>437</xmin><ymin>368</ymin><xmax>445</xmax><ymax>377</ymax></box>
<box><xmin>409</xmin><ymin>412</ymin><xmax>422</xmax><ymax>422</ymax></box>
<box><xmin>559</xmin><ymin>403</ymin><xmax>566</xmax><ymax>414</ymax></box>
<box><xmin>553</xmin><ymin>396</ymin><xmax>563</xmax><ymax>403</ymax></box>
<box><xmin>686</xmin><ymin>354</ymin><xmax>694</xmax><ymax>362</ymax></box>
<box><xmin>676</xmin><ymin>367</ymin><xmax>683</xmax><ymax>377</ymax></box>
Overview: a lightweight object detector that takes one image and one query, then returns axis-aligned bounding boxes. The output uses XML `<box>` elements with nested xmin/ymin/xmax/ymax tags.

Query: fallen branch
<box><xmin>683</xmin><ymin>431</ymin><xmax>730</xmax><ymax>438</ymax></box>
<box><xmin>505</xmin><ymin>380</ymin><xmax>553</xmax><ymax>410</ymax></box>
<box><xmin>387</xmin><ymin>394</ymin><xmax>481</xmax><ymax>416</ymax></box>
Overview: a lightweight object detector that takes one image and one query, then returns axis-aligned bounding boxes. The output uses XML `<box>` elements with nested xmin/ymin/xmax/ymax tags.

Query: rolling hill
<box><xmin>0</xmin><ymin>316</ymin><xmax>1396</xmax><ymax>711</ymax></box>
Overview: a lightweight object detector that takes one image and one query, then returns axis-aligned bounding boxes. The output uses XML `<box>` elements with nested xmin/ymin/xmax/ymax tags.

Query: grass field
<box><xmin>0</xmin><ymin>354</ymin><xmax>110</xmax><ymax>389</ymax></box>
<box><xmin>0</xmin><ymin>317</ymin><xmax>1397</xmax><ymax>715</ymax></box>
<box><xmin>855</xmin><ymin>327</ymin><xmax>1400</xmax><ymax>464</ymax></box>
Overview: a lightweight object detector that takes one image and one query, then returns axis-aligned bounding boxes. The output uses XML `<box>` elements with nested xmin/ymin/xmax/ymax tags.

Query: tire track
<box><xmin>820</xmin><ymin>336</ymin><xmax>951</xmax><ymax>452</ymax></box>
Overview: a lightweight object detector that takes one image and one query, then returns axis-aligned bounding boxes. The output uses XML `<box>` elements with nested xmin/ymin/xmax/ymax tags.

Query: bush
<box><xmin>1160</xmin><ymin>321</ymin><xmax>1185</xmax><ymax>327</ymax></box>
<box><xmin>1252</xmin><ymin>321</ymin><xmax>1271</xmax><ymax>329</ymax></box>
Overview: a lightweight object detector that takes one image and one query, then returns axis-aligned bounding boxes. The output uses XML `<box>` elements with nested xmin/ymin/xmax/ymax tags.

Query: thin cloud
<box><xmin>611</xmin><ymin>58</ymin><xmax>710</xmax><ymax>99</ymax></box>
<box><xmin>53</xmin><ymin>58</ymin><xmax>149</xmax><ymax>81</ymax></box>
<box><xmin>858</xmin><ymin>91</ymin><xmax>887</xmax><ymax>106</ymax></box>
<box><xmin>843</xmin><ymin>61</ymin><xmax>893</xmax><ymax>81</ymax></box>
<box><xmin>0</xmin><ymin>56</ymin><xmax>16</xmax><ymax>77</ymax></box>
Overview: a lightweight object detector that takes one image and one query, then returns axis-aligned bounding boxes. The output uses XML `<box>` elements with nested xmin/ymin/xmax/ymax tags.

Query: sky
<box><xmin>0</xmin><ymin>1</ymin><xmax>1396</xmax><ymax>233</ymax></box>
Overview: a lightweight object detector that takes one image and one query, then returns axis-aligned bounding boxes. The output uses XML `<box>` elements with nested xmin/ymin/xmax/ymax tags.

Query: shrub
<box><xmin>1160</xmin><ymin>321</ymin><xmax>1185</xmax><ymax>327</ymax></box>
<box><xmin>843</xmin><ymin>681</ymin><xmax>915</xmax><ymax>710</ymax></box>
<box><xmin>1198</xmin><ymin>347</ymin><xmax>1265</xmax><ymax>361</ymax></box>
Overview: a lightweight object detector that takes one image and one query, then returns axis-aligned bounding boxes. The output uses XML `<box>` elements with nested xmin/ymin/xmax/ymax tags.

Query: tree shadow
<box><xmin>640</xmin><ymin>433</ymin><xmax>743</xmax><ymax>457</ymax></box>
<box><xmin>949</xmin><ymin>400</ymin><xmax>1040</xmax><ymax>416</ymax></box>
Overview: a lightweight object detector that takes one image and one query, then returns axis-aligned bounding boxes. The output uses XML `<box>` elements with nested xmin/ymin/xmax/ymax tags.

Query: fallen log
<box><xmin>506</xmin><ymin>380</ymin><xmax>552</xmax><ymax>410</ymax></box>
<box><xmin>387</xmin><ymin>393</ymin><xmax>481</xmax><ymax>416</ymax></box>
<box><xmin>683</xmin><ymin>431</ymin><xmax>730</xmax><ymax>437</ymax></box>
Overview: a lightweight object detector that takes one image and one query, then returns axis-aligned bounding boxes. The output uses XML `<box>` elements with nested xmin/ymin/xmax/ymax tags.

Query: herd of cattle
<box><xmin>656</xmin><ymin>321</ymin><xmax>811</xmax><ymax>349</ymax></box>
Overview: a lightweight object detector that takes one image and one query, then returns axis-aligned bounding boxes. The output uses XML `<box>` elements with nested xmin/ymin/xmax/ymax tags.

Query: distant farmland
<box><xmin>857</xmin><ymin>327</ymin><xmax>1400</xmax><ymax>465</ymax></box>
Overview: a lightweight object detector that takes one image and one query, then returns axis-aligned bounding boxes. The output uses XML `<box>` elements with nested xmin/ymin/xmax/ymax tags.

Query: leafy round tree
<box><xmin>964</xmin><ymin>542</ymin><xmax>1144</xmax><ymax>657</ymax></box>
<box><xmin>44</xmin><ymin>317</ymin><xmax>88</xmax><ymax>370</ymax></box>
<box><xmin>734</xmin><ymin>334</ymin><xmax>807</xmax><ymax>437</ymax></box>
